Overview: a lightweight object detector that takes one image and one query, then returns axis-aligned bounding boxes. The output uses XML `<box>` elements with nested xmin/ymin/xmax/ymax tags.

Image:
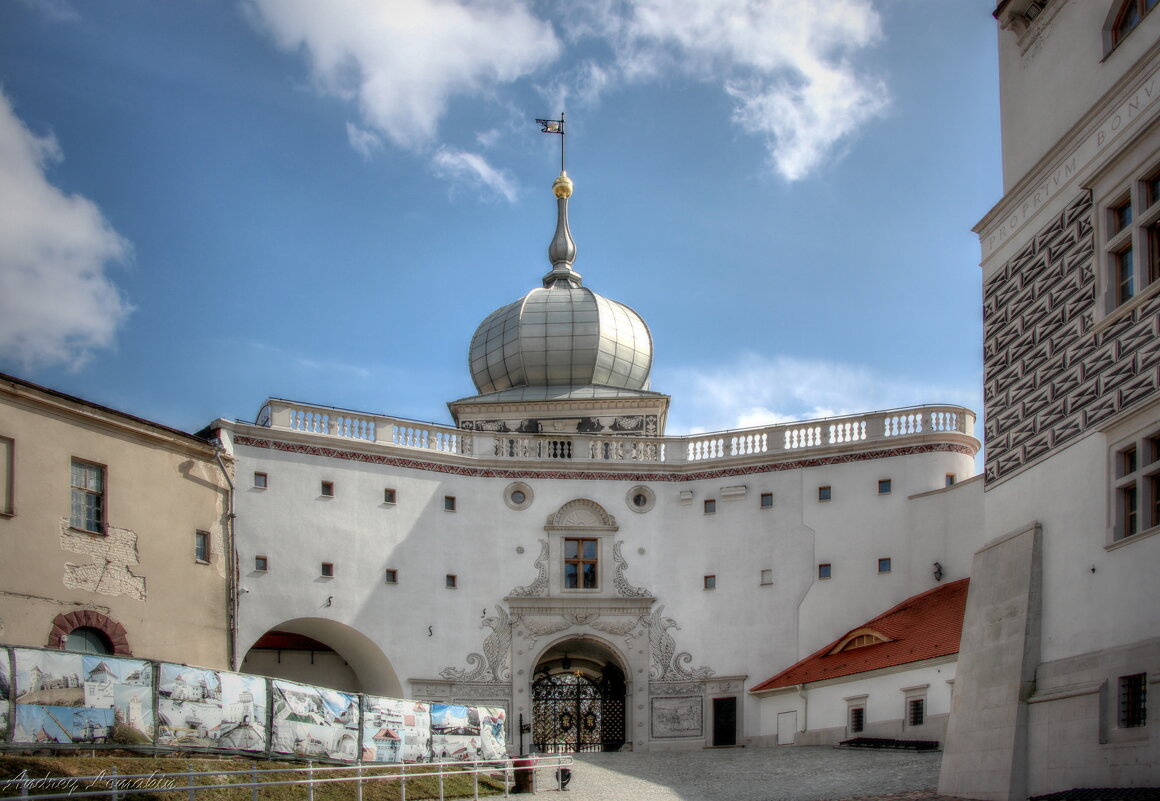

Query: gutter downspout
<box><xmin>798</xmin><ymin>684</ymin><xmax>807</xmax><ymax>734</ymax></box>
<box><xmin>213</xmin><ymin>443</ymin><xmax>238</xmax><ymax>671</ymax></box>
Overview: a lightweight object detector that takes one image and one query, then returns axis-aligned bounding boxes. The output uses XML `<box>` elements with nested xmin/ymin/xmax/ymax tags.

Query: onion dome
<box><xmin>468</xmin><ymin>172</ymin><xmax>654</xmax><ymax>398</ymax></box>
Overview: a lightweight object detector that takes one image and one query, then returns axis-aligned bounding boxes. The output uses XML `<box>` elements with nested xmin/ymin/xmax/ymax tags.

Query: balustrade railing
<box><xmin>260</xmin><ymin>400</ymin><xmax>975</xmax><ymax>467</ymax></box>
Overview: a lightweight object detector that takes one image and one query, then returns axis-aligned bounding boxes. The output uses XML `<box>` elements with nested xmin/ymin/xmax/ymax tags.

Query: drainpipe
<box><xmin>798</xmin><ymin>684</ymin><xmax>807</xmax><ymax>734</ymax></box>
<box><xmin>213</xmin><ymin>442</ymin><xmax>238</xmax><ymax>671</ymax></box>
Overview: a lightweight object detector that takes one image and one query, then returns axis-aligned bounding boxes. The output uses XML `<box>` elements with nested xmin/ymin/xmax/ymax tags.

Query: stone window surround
<box><xmin>47</xmin><ymin>610</ymin><xmax>131</xmax><ymax>656</ymax></box>
<box><xmin>1105</xmin><ymin>408</ymin><xmax>1160</xmax><ymax>547</ymax></box>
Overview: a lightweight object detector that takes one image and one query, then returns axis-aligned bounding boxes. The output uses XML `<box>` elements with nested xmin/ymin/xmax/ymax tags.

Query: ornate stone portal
<box><xmin>420</xmin><ymin>497</ymin><xmax>722</xmax><ymax>751</ymax></box>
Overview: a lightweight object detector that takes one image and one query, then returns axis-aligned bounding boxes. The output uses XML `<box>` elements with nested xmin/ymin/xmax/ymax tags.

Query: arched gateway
<box><xmin>532</xmin><ymin>638</ymin><xmax>627</xmax><ymax>753</ymax></box>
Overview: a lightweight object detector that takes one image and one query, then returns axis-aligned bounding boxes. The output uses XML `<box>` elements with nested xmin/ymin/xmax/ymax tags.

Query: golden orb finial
<box><xmin>553</xmin><ymin>171</ymin><xmax>573</xmax><ymax>199</ymax></box>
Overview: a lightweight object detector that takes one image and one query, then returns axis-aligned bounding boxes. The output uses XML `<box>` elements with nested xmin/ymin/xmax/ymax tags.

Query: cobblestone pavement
<box><xmin>525</xmin><ymin>747</ymin><xmax>973</xmax><ymax>801</ymax></box>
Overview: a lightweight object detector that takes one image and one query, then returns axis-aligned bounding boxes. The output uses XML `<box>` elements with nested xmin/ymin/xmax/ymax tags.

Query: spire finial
<box><xmin>537</xmin><ymin>113</ymin><xmax>580</xmax><ymax>288</ymax></box>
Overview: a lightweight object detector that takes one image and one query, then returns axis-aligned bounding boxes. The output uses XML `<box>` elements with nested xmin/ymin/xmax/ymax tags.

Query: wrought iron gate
<box><xmin>531</xmin><ymin>671</ymin><xmax>625</xmax><ymax>753</ymax></box>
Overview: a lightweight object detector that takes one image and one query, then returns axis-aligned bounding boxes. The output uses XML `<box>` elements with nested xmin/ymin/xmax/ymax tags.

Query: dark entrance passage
<box><xmin>712</xmin><ymin>697</ymin><xmax>737</xmax><ymax>746</ymax></box>
<box><xmin>532</xmin><ymin>646</ymin><xmax>626</xmax><ymax>753</ymax></box>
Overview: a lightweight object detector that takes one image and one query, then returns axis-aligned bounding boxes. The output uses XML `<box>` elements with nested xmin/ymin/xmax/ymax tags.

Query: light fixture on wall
<box><xmin>932</xmin><ymin>562</ymin><xmax>943</xmax><ymax>582</ymax></box>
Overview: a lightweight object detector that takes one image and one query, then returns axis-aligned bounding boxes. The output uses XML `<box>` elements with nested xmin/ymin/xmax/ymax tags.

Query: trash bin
<box><xmin>512</xmin><ymin>755</ymin><xmax>536</xmax><ymax>794</ymax></box>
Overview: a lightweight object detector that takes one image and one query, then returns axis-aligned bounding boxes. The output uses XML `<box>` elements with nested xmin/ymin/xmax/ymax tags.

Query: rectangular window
<box><xmin>384</xmin><ymin>568</ymin><xmax>398</xmax><ymax>584</ymax></box>
<box><xmin>878</xmin><ymin>557</ymin><xmax>892</xmax><ymax>574</ymax></box>
<box><xmin>818</xmin><ymin>485</ymin><xmax>832</xmax><ymax>502</ymax></box>
<box><xmin>704</xmin><ymin>574</ymin><xmax>716</xmax><ymax>590</ymax></box>
<box><xmin>908</xmin><ymin>698</ymin><xmax>925</xmax><ymax>727</ymax></box>
<box><xmin>1116</xmin><ymin>246</ymin><xmax>1136</xmax><ymax>304</ymax></box>
<box><xmin>253</xmin><ymin>471</ymin><xmax>268</xmax><ymax>489</ymax></box>
<box><xmin>70</xmin><ymin>459</ymin><xmax>105</xmax><ymax>534</ymax></box>
<box><xmin>254</xmin><ymin>555</ymin><xmax>269</xmax><ymax>572</ymax></box>
<box><xmin>384</xmin><ymin>488</ymin><xmax>397</xmax><ymax>504</ymax></box>
<box><xmin>1112</xmin><ymin>431</ymin><xmax>1160</xmax><ymax>540</ymax></box>
<box><xmin>703</xmin><ymin>499</ymin><xmax>716</xmax><ymax>514</ymax></box>
<box><xmin>1119</xmin><ymin>673</ymin><xmax>1147</xmax><ymax>728</ymax></box>
<box><xmin>195</xmin><ymin>530</ymin><xmax>210</xmax><ymax>563</ymax></box>
<box><xmin>945</xmin><ymin>473</ymin><xmax>956</xmax><ymax>487</ymax></box>
<box><xmin>0</xmin><ymin>436</ymin><xmax>12</xmax><ymax>516</ymax></box>
<box><xmin>444</xmin><ymin>495</ymin><xmax>456</xmax><ymax>512</ymax></box>
<box><xmin>1110</xmin><ymin>197</ymin><xmax>1134</xmax><ymax>234</ymax></box>
<box><xmin>878</xmin><ymin>479</ymin><xmax>892</xmax><ymax>495</ymax></box>
<box><xmin>445</xmin><ymin>574</ymin><xmax>458</xmax><ymax>589</ymax></box>
<box><xmin>849</xmin><ymin>706</ymin><xmax>865</xmax><ymax>734</ymax></box>
<box><xmin>818</xmin><ymin>563</ymin><xmax>832</xmax><ymax>580</ymax></box>
<box><xmin>320</xmin><ymin>480</ymin><xmax>334</xmax><ymax>497</ymax></box>
<box><xmin>760</xmin><ymin>568</ymin><xmax>773</xmax><ymax>585</ymax></box>
<box><xmin>320</xmin><ymin>562</ymin><xmax>334</xmax><ymax>578</ymax></box>
<box><xmin>564</xmin><ymin>538</ymin><xmax>598</xmax><ymax>589</ymax></box>
<box><xmin>760</xmin><ymin>492</ymin><xmax>774</xmax><ymax>508</ymax></box>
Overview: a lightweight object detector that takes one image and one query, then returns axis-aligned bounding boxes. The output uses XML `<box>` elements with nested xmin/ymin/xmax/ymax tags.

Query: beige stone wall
<box><xmin>0</xmin><ymin>377</ymin><xmax>232</xmax><ymax>669</ymax></box>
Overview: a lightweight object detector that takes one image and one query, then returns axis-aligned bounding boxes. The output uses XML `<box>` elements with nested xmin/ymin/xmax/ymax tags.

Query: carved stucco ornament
<box><xmin>509</xmin><ymin>539</ymin><xmax>549</xmax><ymax>597</ymax></box>
<box><xmin>646</xmin><ymin>604</ymin><xmax>714</xmax><ymax>681</ymax></box>
<box><xmin>440</xmin><ymin>606</ymin><xmax>512</xmax><ymax>683</ymax></box>
<box><xmin>612</xmin><ymin>540</ymin><xmax>651</xmax><ymax>598</ymax></box>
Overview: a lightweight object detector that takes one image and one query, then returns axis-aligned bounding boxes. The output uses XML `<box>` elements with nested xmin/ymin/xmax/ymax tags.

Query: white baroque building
<box><xmin>212</xmin><ymin>167</ymin><xmax>982</xmax><ymax>753</ymax></box>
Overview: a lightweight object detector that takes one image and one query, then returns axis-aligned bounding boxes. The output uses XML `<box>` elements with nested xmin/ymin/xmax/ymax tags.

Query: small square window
<box><xmin>321</xmin><ymin>562</ymin><xmax>334</xmax><ymax>577</ymax></box>
<box><xmin>254</xmin><ymin>555</ymin><xmax>269</xmax><ymax>572</ymax></box>
<box><xmin>704</xmin><ymin>499</ymin><xmax>716</xmax><ymax>514</ymax></box>
<box><xmin>818</xmin><ymin>563</ymin><xmax>832</xmax><ymax>580</ymax></box>
<box><xmin>253</xmin><ymin>472</ymin><xmax>268</xmax><ymax>489</ymax></box>
<box><xmin>444</xmin><ymin>495</ymin><xmax>456</xmax><ymax>512</ymax></box>
<box><xmin>878</xmin><ymin>479</ymin><xmax>892</xmax><ymax>495</ymax></box>
<box><xmin>195</xmin><ymin>530</ymin><xmax>210</xmax><ymax>563</ymax></box>
<box><xmin>703</xmin><ymin>575</ymin><xmax>716</xmax><ymax>590</ymax></box>
<box><xmin>945</xmin><ymin>474</ymin><xmax>956</xmax><ymax>487</ymax></box>
<box><xmin>384</xmin><ymin>488</ymin><xmax>397</xmax><ymax>504</ymax></box>
<box><xmin>818</xmin><ymin>486</ymin><xmax>832</xmax><ymax>502</ymax></box>
<box><xmin>878</xmin><ymin>557</ymin><xmax>892</xmax><ymax>574</ymax></box>
<box><xmin>1119</xmin><ymin>673</ymin><xmax>1147</xmax><ymax>728</ymax></box>
<box><xmin>760</xmin><ymin>569</ymin><xmax>773</xmax><ymax>585</ymax></box>
<box><xmin>445</xmin><ymin>574</ymin><xmax>458</xmax><ymax>589</ymax></box>
<box><xmin>384</xmin><ymin>569</ymin><xmax>398</xmax><ymax>584</ymax></box>
<box><xmin>321</xmin><ymin>480</ymin><xmax>335</xmax><ymax>497</ymax></box>
<box><xmin>760</xmin><ymin>492</ymin><xmax>774</xmax><ymax>509</ymax></box>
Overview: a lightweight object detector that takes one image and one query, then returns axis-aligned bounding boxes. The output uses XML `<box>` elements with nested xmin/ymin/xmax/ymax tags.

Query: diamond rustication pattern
<box><xmin>983</xmin><ymin>190</ymin><xmax>1160</xmax><ymax>484</ymax></box>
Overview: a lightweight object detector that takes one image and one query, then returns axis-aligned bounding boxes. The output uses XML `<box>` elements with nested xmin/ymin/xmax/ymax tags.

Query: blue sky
<box><xmin>0</xmin><ymin>0</ymin><xmax>1000</xmax><ymax>437</ymax></box>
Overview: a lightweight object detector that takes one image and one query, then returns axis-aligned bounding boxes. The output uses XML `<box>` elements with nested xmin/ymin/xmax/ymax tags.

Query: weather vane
<box><xmin>536</xmin><ymin>112</ymin><xmax>566</xmax><ymax>173</ymax></box>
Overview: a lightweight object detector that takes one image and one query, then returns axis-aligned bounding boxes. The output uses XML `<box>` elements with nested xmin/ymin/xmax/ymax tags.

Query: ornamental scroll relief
<box><xmin>509</xmin><ymin>540</ymin><xmax>549</xmax><ymax>598</ymax></box>
<box><xmin>439</xmin><ymin>606</ymin><xmax>512</xmax><ymax>683</ymax></box>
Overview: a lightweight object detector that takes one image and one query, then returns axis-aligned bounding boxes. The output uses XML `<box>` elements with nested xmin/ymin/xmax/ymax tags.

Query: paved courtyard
<box><xmin>528</xmin><ymin>746</ymin><xmax>971</xmax><ymax>801</ymax></box>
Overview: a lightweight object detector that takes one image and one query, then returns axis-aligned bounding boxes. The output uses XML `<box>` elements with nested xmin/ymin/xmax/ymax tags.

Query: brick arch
<box><xmin>47</xmin><ymin>610</ymin><xmax>131</xmax><ymax>656</ymax></box>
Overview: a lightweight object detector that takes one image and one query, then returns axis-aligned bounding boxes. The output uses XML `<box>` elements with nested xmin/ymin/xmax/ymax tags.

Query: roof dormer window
<box><xmin>828</xmin><ymin>627</ymin><xmax>891</xmax><ymax>654</ymax></box>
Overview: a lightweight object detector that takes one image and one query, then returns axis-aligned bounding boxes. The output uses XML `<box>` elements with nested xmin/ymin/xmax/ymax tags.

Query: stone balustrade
<box><xmin>260</xmin><ymin>399</ymin><xmax>976</xmax><ymax>467</ymax></box>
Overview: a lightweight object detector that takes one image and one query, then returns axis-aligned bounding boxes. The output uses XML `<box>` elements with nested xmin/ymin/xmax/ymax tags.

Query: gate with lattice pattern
<box><xmin>531</xmin><ymin>670</ymin><xmax>626</xmax><ymax>753</ymax></box>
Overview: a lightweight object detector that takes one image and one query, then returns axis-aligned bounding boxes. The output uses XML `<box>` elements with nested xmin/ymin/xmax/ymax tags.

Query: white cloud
<box><xmin>563</xmin><ymin>0</ymin><xmax>888</xmax><ymax>180</ymax></box>
<box><xmin>657</xmin><ymin>353</ymin><xmax>980</xmax><ymax>435</ymax></box>
<box><xmin>431</xmin><ymin>147</ymin><xmax>518</xmax><ymax>203</ymax></box>
<box><xmin>0</xmin><ymin>91</ymin><xmax>132</xmax><ymax>370</ymax></box>
<box><xmin>246</xmin><ymin>0</ymin><xmax>560</xmax><ymax>151</ymax></box>
<box><xmin>345</xmin><ymin>122</ymin><xmax>383</xmax><ymax>159</ymax></box>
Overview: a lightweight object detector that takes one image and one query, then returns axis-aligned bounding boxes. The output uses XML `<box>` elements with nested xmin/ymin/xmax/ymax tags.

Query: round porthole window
<box><xmin>504</xmin><ymin>482</ymin><xmax>534</xmax><ymax>511</ymax></box>
<box><xmin>625</xmin><ymin>485</ymin><xmax>655</xmax><ymax>513</ymax></box>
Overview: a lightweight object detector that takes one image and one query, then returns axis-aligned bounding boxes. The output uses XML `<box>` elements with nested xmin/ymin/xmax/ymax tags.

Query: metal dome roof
<box><xmin>467</xmin><ymin>171</ymin><xmax>654</xmax><ymax>398</ymax></box>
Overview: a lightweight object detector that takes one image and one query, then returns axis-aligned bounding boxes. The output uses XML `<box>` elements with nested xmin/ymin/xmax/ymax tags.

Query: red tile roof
<box><xmin>750</xmin><ymin>578</ymin><xmax>969</xmax><ymax>694</ymax></box>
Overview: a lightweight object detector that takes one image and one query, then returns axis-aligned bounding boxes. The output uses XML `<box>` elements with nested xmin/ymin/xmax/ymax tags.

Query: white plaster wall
<box><xmin>983</xmin><ymin>430</ymin><xmax>1160</xmax><ymax>664</ymax></box>
<box><xmin>756</xmin><ymin>659</ymin><xmax>957</xmax><ymax>743</ymax></box>
<box><xmin>998</xmin><ymin>2</ymin><xmax>1160</xmax><ymax>190</ymax></box>
<box><xmin>222</xmin><ymin>423</ymin><xmax>979</xmax><ymax>747</ymax></box>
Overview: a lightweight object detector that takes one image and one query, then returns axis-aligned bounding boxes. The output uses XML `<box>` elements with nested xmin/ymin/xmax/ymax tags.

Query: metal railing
<box><xmin>4</xmin><ymin>755</ymin><xmax>574</xmax><ymax>800</ymax></box>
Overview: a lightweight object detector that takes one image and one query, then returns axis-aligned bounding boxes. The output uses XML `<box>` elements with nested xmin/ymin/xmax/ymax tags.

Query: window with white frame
<box><xmin>1100</xmin><ymin>159</ymin><xmax>1160</xmax><ymax>316</ymax></box>
<box><xmin>1110</xmin><ymin>426</ymin><xmax>1160</xmax><ymax>541</ymax></box>
<box><xmin>846</xmin><ymin>696</ymin><xmax>867</xmax><ymax>734</ymax></box>
<box><xmin>70</xmin><ymin>459</ymin><xmax>105</xmax><ymax>534</ymax></box>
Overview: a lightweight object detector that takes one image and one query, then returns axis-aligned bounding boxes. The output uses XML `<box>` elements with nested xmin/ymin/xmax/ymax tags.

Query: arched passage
<box><xmin>240</xmin><ymin>618</ymin><xmax>402</xmax><ymax>697</ymax></box>
<box><xmin>532</xmin><ymin>637</ymin><xmax>627</xmax><ymax>753</ymax></box>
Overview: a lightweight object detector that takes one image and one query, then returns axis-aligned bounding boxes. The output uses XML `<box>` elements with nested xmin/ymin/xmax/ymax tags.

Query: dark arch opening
<box><xmin>532</xmin><ymin>638</ymin><xmax>626</xmax><ymax>753</ymax></box>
